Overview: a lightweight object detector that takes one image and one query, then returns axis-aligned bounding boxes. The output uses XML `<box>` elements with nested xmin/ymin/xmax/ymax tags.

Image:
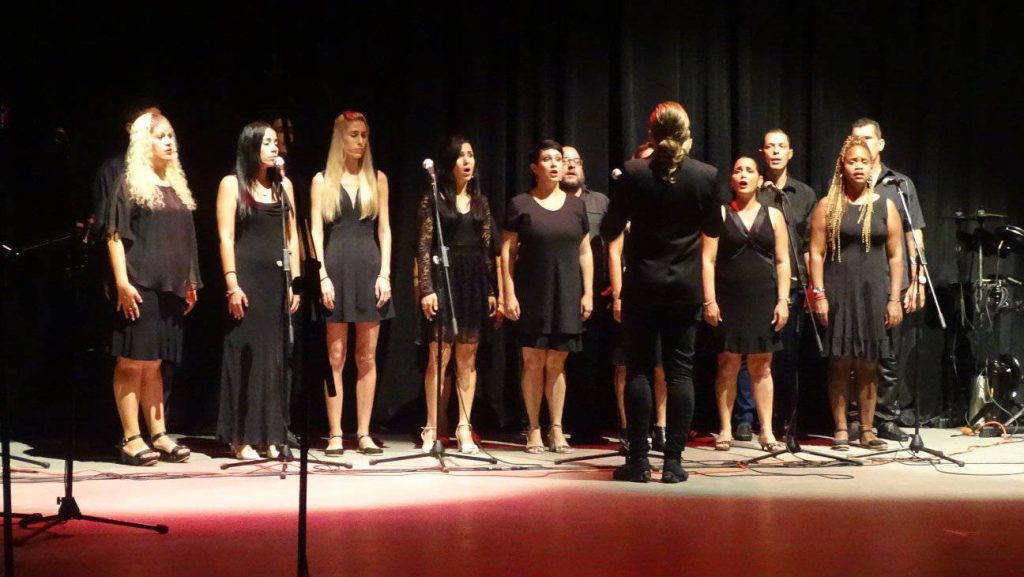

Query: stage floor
<box><xmin>4</xmin><ymin>428</ymin><xmax>1023</xmax><ymax>576</ymax></box>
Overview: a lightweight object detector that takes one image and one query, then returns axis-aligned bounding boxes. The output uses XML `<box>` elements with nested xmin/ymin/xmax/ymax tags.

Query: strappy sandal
<box><xmin>859</xmin><ymin>429</ymin><xmax>888</xmax><ymax>451</ymax></box>
<box><xmin>324</xmin><ymin>434</ymin><xmax>345</xmax><ymax>456</ymax></box>
<box><xmin>547</xmin><ymin>424</ymin><xmax>573</xmax><ymax>454</ymax></box>
<box><xmin>455</xmin><ymin>424</ymin><xmax>480</xmax><ymax>454</ymax></box>
<box><xmin>232</xmin><ymin>444</ymin><xmax>259</xmax><ymax>460</ymax></box>
<box><xmin>758</xmin><ymin>434</ymin><xmax>785</xmax><ymax>452</ymax></box>
<box><xmin>831</xmin><ymin>428</ymin><xmax>850</xmax><ymax>451</ymax></box>
<box><xmin>119</xmin><ymin>434</ymin><xmax>158</xmax><ymax>466</ymax></box>
<box><xmin>357</xmin><ymin>434</ymin><xmax>383</xmax><ymax>455</ymax></box>
<box><xmin>715</xmin><ymin>434</ymin><xmax>733</xmax><ymax>451</ymax></box>
<box><xmin>524</xmin><ymin>426</ymin><xmax>545</xmax><ymax>454</ymax></box>
<box><xmin>151</xmin><ymin>432</ymin><xmax>190</xmax><ymax>463</ymax></box>
<box><xmin>420</xmin><ymin>426</ymin><xmax>436</xmax><ymax>454</ymax></box>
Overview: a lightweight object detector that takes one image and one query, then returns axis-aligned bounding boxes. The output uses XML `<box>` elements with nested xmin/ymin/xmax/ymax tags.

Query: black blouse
<box><xmin>416</xmin><ymin>191</ymin><xmax>499</xmax><ymax>297</ymax></box>
<box><xmin>107</xmin><ymin>180</ymin><xmax>202</xmax><ymax>298</ymax></box>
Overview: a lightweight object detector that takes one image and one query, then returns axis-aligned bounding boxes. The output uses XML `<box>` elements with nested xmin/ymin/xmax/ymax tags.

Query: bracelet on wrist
<box><xmin>377</xmin><ymin>274</ymin><xmax>391</xmax><ymax>281</ymax></box>
<box><xmin>778</xmin><ymin>297</ymin><xmax>791</xmax><ymax>304</ymax></box>
<box><xmin>703</xmin><ymin>300</ymin><xmax>716</xmax><ymax>307</ymax></box>
<box><xmin>226</xmin><ymin>287</ymin><xmax>242</xmax><ymax>296</ymax></box>
<box><xmin>224</xmin><ymin>271</ymin><xmax>236</xmax><ymax>277</ymax></box>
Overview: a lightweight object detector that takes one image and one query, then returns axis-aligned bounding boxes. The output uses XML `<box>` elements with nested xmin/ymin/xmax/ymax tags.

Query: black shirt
<box><xmin>874</xmin><ymin>164</ymin><xmax>924</xmax><ymax>290</ymax></box>
<box><xmin>757</xmin><ymin>175</ymin><xmax>816</xmax><ymax>284</ymax></box>
<box><xmin>602</xmin><ymin>157</ymin><xmax>723</xmax><ymax>311</ymax></box>
<box><xmin>579</xmin><ymin>187</ymin><xmax>610</xmax><ymax>293</ymax></box>
<box><xmin>91</xmin><ymin>154</ymin><xmax>124</xmax><ymax>235</ymax></box>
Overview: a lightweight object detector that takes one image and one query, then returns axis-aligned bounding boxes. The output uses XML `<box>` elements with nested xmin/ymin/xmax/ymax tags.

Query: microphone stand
<box><xmin>743</xmin><ymin>183</ymin><xmax>860</xmax><ymax>466</ymax></box>
<box><xmin>866</xmin><ymin>181</ymin><xmax>964</xmax><ymax>466</ymax></box>
<box><xmin>370</xmin><ymin>164</ymin><xmax>495</xmax><ymax>470</ymax></box>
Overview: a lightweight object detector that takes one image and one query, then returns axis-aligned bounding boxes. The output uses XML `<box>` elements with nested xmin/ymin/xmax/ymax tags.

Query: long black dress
<box><xmin>217</xmin><ymin>198</ymin><xmax>291</xmax><ymax>447</ymax></box>
<box><xmin>107</xmin><ymin>183</ymin><xmax>202</xmax><ymax>363</ymax></box>
<box><xmin>323</xmin><ymin>186</ymin><xmax>395</xmax><ymax>323</ymax></box>
<box><xmin>504</xmin><ymin>192</ymin><xmax>589</xmax><ymax>352</ymax></box>
<box><xmin>714</xmin><ymin>203</ymin><xmax>781</xmax><ymax>354</ymax></box>
<box><xmin>824</xmin><ymin>196</ymin><xmax>892</xmax><ymax>359</ymax></box>
<box><xmin>416</xmin><ymin>191</ymin><xmax>498</xmax><ymax>344</ymax></box>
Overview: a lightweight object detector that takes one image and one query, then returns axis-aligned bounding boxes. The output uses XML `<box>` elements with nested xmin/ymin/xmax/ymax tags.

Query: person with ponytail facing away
<box><xmin>602</xmin><ymin>102</ymin><xmax>723</xmax><ymax>483</ymax></box>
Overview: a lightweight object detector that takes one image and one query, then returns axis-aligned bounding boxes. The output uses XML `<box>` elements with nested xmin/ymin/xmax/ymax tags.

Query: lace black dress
<box><xmin>323</xmin><ymin>186</ymin><xmax>395</xmax><ymax>323</ymax></box>
<box><xmin>417</xmin><ymin>191</ymin><xmax>498</xmax><ymax>344</ymax></box>
<box><xmin>713</xmin><ymin>203</ymin><xmax>781</xmax><ymax>354</ymax></box>
<box><xmin>217</xmin><ymin>197</ymin><xmax>291</xmax><ymax>447</ymax></box>
<box><xmin>823</xmin><ymin>196</ymin><xmax>892</xmax><ymax>359</ymax></box>
<box><xmin>106</xmin><ymin>182</ymin><xmax>202</xmax><ymax>363</ymax></box>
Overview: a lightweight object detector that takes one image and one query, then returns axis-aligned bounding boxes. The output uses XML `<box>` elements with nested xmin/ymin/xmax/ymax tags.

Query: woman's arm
<box><xmin>808</xmin><ymin>199</ymin><xmax>828</xmax><ymax>328</ymax></box>
<box><xmin>217</xmin><ymin>175</ymin><xmax>247</xmax><ymax>320</ymax></box>
<box><xmin>769</xmin><ymin>206</ymin><xmax>791</xmax><ymax>331</ymax></box>
<box><xmin>283</xmin><ymin>177</ymin><xmax>301</xmax><ymax>313</ymax></box>
<box><xmin>375</xmin><ymin>171</ymin><xmax>392</xmax><ymax>309</ymax></box>
<box><xmin>310</xmin><ymin>172</ymin><xmax>334</xmax><ymax>310</ymax></box>
<box><xmin>579</xmin><ymin>235</ymin><xmax>593</xmax><ymax>321</ymax></box>
<box><xmin>884</xmin><ymin>198</ymin><xmax>905</xmax><ymax>329</ymax></box>
<box><xmin>501</xmin><ymin>230</ymin><xmax>520</xmax><ymax>321</ymax></box>
<box><xmin>608</xmin><ymin>232</ymin><xmax>624</xmax><ymax>322</ymax></box>
<box><xmin>701</xmin><ymin>233</ymin><xmax>721</xmax><ymax>326</ymax></box>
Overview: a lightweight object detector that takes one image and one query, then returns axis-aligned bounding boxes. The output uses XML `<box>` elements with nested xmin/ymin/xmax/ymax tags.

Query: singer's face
<box><xmin>454</xmin><ymin>142</ymin><xmax>475</xmax><ymax>185</ymax></box>
<box><xmin>760</xmin><ymin>132</ymin><xmax>793</xmax><ymax>172</ymax></box>
<box><xmin>150</xmin><ymin>119</ymin><xmax>176</xmax><ymax>163</ymax></box>
<box><xmin>531</xmin><ymin>148</ymin><xmax>564</xmax><ymax>184</ymax></box>
<box><xmin>342</xmin><ymin>120</ymin><xmax>369</xmax><ymax>159</ymax></box>
<box><xmin>842</xmin><ymin>145</ymin><xmax>872</xmax><ymax>186</ymax></box>
<box><xmin>730</xmin><ymin>157</ymin><xmax>759</xmax><ymax>195</ymax></box>
<box><xmin>851</xmin><ymin>125</ymin><xmax>884</xmax><ymax>161</ymax></box>
<box><xmin>562</xmin><ymin>146</ymin><xmax>584</xmax><ymax>188</ymax></box>
<box><xmin>260</xmin><ymin>129</ymin><xmax>280</xmax><ymax>168</ymax></box>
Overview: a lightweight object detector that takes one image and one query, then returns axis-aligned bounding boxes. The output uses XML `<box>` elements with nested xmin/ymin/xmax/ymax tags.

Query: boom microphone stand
<box><xmin>370</xmin><ymin>159</ymin><xmax>495</xmax><ymax>470</ymax></box>
<box><xmin>742</xmin><ymin>183</ymin><xmax>860</xmax><ymax>466</ymax></box>
<box><xmin>865</xmin><ymin>179</ymin><xmax>964</xmax><ymax>467</ymax></box>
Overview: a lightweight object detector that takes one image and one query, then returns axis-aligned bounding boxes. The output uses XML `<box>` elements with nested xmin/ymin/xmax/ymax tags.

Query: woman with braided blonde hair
<box><xmin>808</xmin><ymin>135</ymin><xmax>903</xmax><ymax>451</ymax></box>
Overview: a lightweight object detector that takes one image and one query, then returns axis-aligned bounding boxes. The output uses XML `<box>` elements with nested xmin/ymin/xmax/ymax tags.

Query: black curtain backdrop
<box><xmin>2</xmin><ymin>1</ymin><xmax>1021</xmax><ymax>440</ymax></box>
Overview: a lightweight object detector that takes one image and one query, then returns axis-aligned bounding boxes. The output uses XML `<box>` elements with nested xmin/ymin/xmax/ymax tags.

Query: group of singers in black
<box><xmin>95</xmin><ymin>101</ymin><xmax>926</xmax><ymax>484</ymax></box>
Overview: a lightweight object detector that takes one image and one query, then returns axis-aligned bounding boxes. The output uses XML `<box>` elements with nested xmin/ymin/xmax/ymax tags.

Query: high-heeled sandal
<box><xmin>831</xmin><ymin>428</ymin><xmax>850</xmax><ymax>451</ymax></box>
<box><xmin>119</xmin><ymin>434</ymin><xmax>158</xmax><ymax>466</ymax></box>
<box><xmin>714</xmin><ymin>433</ymin><xmax>733</xmax><ymax>451</ymax></box>
<box><xmin>547</xmin><ymin>424</ymin><xmax>573</xmax><ymax>454</ymax></box>
<box><xmin>420</xmin><ymin>426</ymin><xmax>436</xmax><ymax>454</ymax></box>
<box><xmin>324</xmin><ymin>434</ymin><xmax>345</xmax><ymax>456</ymax></box>
<box><xmin>859</xmin><ymin>429</ymin><xmax>888</xmax><ymax>451</ymax></box>
<box><xmin>265</xmin><ymin>445</ymin><xmax>280</xmax><ymax>459</ymax></box>
<box><xmin>151</xmin><ymin>432</ymin><xmax>190</xmax><ymax>463</ymax></box>
<box><xmin>357</xmin><ymin>434</ymin><xmax>383</xmax><ymax>455</ymax></box>
<box><xmin>758</xmin><ymin>432</ymin><xmax>785</xmax><ymax>452</ymax></box>
<box><xmin>455</xmin><ymin>424</ymin><xmax>479</xmax><ymax>454</ymax></box>
<box><xmin>524</xmin><ymin>426</ymin><xmax>545</xmax><ymax>454</ymax></box>
<box><xmin>233</xmin><ymin>444</ymin><xmax>259</xmax><ymax>460</ymax></box>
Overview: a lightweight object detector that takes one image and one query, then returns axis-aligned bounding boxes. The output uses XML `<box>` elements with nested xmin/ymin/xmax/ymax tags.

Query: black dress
<box><xmin>416</xmin><ymin>191</ymin><xmax>498</xmax><ymax>344</ymax></box>
<box><xmin>714</xmin><ymin>203</ymin><xmax>781</xmax><ymax>354</ymax></box>
<box><xmin>217</xmin><ymin>199</ymin><xmax>291</xmax><ymax>447</ymax></box>
<box><xmin>323</xmin><ymin>186</ymin><xmax>395</xmax><ymax>323</ymax></box>
<box><xmin>824</xmin><ymin>196</ymin><xmax>892</xmax><ymax>359</ymax></box>
<box><xmin>504</xmin><ymin>192</ymin><xmax>589</xmax><ymax>352</ymax></box>
<box><xmin>107</xmin><ymin>182</ymin><xmax>202</xmax><ymax>363</ymax></box>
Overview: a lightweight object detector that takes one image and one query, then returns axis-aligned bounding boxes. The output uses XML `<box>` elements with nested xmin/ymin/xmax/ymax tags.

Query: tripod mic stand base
<box><xmin>369</xmin><ymin>439</ymin><xmax>497</xmax><ymax>469</ymax></box>
<box><xmin>16</xmin><ymin>496</ymin><xmax>169</xmax><ymax>546</ymax></box>
<box><xmin>868</xmin><ymin>433</ymin><xmax>966</xmax><ymax>467</ymax></box>
<box><xmin>741</xmin><ymin>435</ymin><xmax>863</xmax><ymax>467</ymax></box>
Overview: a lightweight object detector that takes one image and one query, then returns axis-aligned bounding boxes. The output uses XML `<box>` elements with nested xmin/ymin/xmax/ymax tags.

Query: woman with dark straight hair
<box><xmin>216</xmin><ymin>121</ymin><xmax>301</xmax><ymax>460</ymax></box>
<box><xmin>416</xmin><ymin>136</ymin><xmax>502</xmax><ymax>453</ymax></box>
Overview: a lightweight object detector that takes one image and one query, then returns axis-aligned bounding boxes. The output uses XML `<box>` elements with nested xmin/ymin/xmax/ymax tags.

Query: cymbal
<box><xmin>944</xmin><ymin>210</ymin><xmax>1008</xmax><ymax>221</ymax></box>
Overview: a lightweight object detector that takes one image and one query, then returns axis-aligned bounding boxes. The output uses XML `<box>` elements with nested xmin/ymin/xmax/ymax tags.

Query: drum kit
<box><xmin>948</xmin><ymin>210</ymin><xmax>1024</xmax><ymax>431</ymax></box>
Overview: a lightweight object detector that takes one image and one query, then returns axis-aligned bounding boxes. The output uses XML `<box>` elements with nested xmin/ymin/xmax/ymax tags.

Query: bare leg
<box><xmin>354</xmin><ymin>322</ymin><xmax>381</xmax><ymax>450</ymax></box>
<box><xmin>324</xmin><ymin>322</ymin><xmax>349</xmax><ymax>452</ymax></box>
<box><xmin>139</xmin><ymin>359</ymin><xmax>186</xmax><ymax>457</ymax></box>
<box><xmin>716</xmin><ymin>353</ymin><xmax>742</xmax><ymax>444</ymax></box>
<box><xmin>828</xmin><ymin>356</ymin><xmax>854</xmax><ymax>443</ymax></box>
<box><xmin>747</xmin><ymin>353</ymin><xmax>777</xmax><ymax>446</ymax></box>
<box><xmin>653</xmin><ymin>365</ymin><xmax>667</xmax><ymax>427</ymax></box>
<box><xmin>423</xmin><ymin>340</ymin><xmax>452</xmax><ymax>446</ymax></box>
<box><xmin>853</xmin><ymin>358</ymin><xmax>882</xmax><ymax>445</ymax></box>
<box><xmin>614</xmin><ymin>364</ymin><xmax>627</xmax><ymax>429</ymax></box>
<box><xmin>520</xmin><ymin>347</ymin><xmax>546</xmax><ymax>450</ymax></box>
<box><xmin>543</xmin><ymin>349</ymin><xmax>570</xmax><ymax>449</ymax></box>
<box><xmin>113</xmin><ymin>357</ymin><xmax>156</xmax><ymax>459</ymax></box>
<box><xmin>453</xmin><ymin>342</ymin><xmax>480</xmax><ymax>451</ymax></box>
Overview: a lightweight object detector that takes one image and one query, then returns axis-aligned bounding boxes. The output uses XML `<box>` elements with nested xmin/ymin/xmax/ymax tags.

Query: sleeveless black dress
<box><xmin>714</xmin><ymin>203</ymin><xmax>781</xmax><ymax>354</ymax></box>
<box><xmin>217</xmin><ymin>198</ymin><xmax>291</xmax><ymax>447</ymax></box>
<box><xmin>824</xmin><ymin>196</ymin><xmax>892</xmax><ymax>359</ymax></box>
<box><xmin>416</xmin><ymin>191</ymin><xmax>498</xmax><ymax>344</ymax></box>
<box><xmin>323</xmin><ymin>187</ymin><xmax>395</xmax><ymax>323</ymax></box>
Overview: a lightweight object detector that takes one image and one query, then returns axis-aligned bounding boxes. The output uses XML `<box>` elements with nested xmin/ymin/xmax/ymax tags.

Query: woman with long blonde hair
<box><xmin>808</xmin><ymin>135</ymin><xmax>903</xmax><ymax>451</ymax></box>
<box><xmin>311</xmin><ymin>111</ymin><xmax>393</xmax><ymax>455</ymax></box>
<box><xmin>107</xmin><ymin>112</ymin><xmax>201</xmax><ymax>465</ymax></box>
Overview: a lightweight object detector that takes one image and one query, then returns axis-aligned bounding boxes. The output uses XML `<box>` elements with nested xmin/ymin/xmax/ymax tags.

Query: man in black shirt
<box><xmin>602</xmin><ymin>102</ymin><xmax>723</xmax><ymax>483</ymax></box>
<box><xmin>848</xmin><ymin>118</ymin><xmax>924</xmax><ymax>443</ymax></box>
<box><xmin>562</xmin><ymin>145</ymin><xmax>611</xmax><ymax>444</ymax></box>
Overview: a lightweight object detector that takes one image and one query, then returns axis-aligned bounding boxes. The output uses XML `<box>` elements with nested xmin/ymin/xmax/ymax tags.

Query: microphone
<box><xmin>763</xmin><ymin>181</ymin><xmax>784</xmax><ymax>203</ymax></box>
<box><xmin>611</xmin><ymin>168</ymin><xmax>622</xmax><ymax>181</ymax></box>
<box><xmin>881</xmin><ymin>176</ymin><xmax>905</xmax><ymax>186</ymax></box>
<box><xmin>273</xmin><ymin>156</ymin><xmax>286</xmax><ymax>180</ymax></box>
<box><xmin>422</xmin><ymin>158</ymin><xmax>435</xmax><ymax>178</ymax></box>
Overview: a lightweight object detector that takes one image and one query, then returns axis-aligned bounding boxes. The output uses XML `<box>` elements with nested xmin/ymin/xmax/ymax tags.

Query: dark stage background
<box><xmin>2</xmin><ymin>1</ymin><xmax>1021</xmax><ymax>442</ymax></box>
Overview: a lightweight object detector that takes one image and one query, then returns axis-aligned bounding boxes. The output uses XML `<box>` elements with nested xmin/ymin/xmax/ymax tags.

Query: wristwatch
<box><xmin>811</xmin><ymin>287</ymin><xmax>826</xmax><ymax>295</ymax></box>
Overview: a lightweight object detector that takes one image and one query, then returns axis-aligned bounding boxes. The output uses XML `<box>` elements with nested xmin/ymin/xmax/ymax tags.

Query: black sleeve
<box><xmin>700</xmin><ymin>170</ymin><xmax>724</xmax><ymax>238</ymax></box>
<box><xmin>504</xmin><ymin>195</ymin><xmax>523</xmax><ymax>233</ymax></box>
<box><xmin>480</xmin><ymin>196</ymin><xmax>498</xmax><ymax>295</ymax></box>
<box><xmin>106</xmin><ymin>178</ymin><xmax>134</xmax><ymax>246</ymax></box>
<box><xmin>905</xmin><ymin>178</ymin><xmax>925</xmax><ymax>229</ymax></box>
<box><xmin>416</xmin><ymin>192</ymin><xmax>435</xmax><ymax>297</ymax></box>
<box><xmin>600</xmin><ymin>170</ymin><xmax>628</xmax><ymax>241</ymax></box>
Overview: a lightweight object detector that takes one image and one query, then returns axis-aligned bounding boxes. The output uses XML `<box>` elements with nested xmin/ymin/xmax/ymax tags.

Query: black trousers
<box><xmin>622</xmin><ymin>303</ymin><xmax>699</xmax><ymax>460</ymax></box>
